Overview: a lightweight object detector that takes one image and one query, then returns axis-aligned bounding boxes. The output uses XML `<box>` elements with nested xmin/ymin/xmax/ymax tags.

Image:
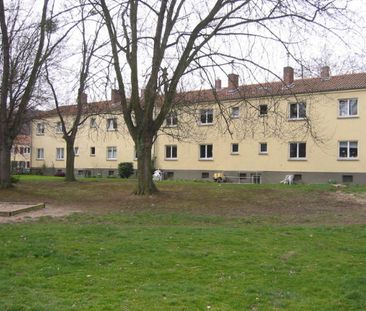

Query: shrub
<box><xmin>118</xmin><ymin>162</ymin><xmax>134</xmax><ymax>178</ymax></box>
<box><xmin>11</xmin><ymin>175</ymin><xmax>20</xmax><ymax>184</ymax></box>
<box><xmin>54</xmin><ymin>171</ymin><xmax>65</xmax><ymax>177</ymax></box>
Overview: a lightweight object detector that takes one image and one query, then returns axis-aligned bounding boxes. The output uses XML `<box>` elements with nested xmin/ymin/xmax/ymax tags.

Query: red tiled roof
<box><xmin>34</xmin><ymin>72</ymin><xmax>366</xmax><ymax>116</ymax></box>
<box><xmin>14</xmin><ymin>135</ymin><xmax>31</xmax><ymax>145</ymax></box>
<box><xmin>178</xmin><ymin>72</ymin><xmax>366</xmax><ymax>104</ymax></box>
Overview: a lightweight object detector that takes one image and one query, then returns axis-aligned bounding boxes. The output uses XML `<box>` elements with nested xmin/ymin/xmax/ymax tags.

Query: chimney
<box><xmin>283</xmin><ymin>66</ymin><xmax>294</xmax><ymax>85</ymax></box>
<box><xmin>111</xmin><ymin>89</ymin><xmax>121</xmax><ymax>103</ymax></box>
<box><xmin>215</xmin><ymin>79</ymin><xmax>222</xmax><ymax>90</ymax></box>
<box><xmin>80</xmin><ymin>92</ymin><xmax>87</xmax><ymax>104</ymax></box>
<box><xmin>320</xmin><ymin>66</ymin><xmax>330</xmax><ymax>80</ymax></box>
<box><xmin>228</xmin><ymin>74</ymin><xmax>239</xmax><ymax>90</ymax></box>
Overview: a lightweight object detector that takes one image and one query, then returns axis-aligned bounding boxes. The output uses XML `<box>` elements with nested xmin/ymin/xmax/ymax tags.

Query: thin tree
<box><xmin>0</xmin><ymin>0</ymin><xmax>73</xmax><ymax>188</ymax></box>
<box><xmin>45</xmin><ymin>4</ymin><xmax>103</xmax><ymax>182</ymax></box>
<box><xmin>94</xmin><ymin>0</ymin><xmax>356</xmax><ymax>195</ymax></box>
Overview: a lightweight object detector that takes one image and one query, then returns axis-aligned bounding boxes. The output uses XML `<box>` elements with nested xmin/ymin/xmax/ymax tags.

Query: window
<box><xmin>165</xmin><ymin>145</ymin><xmax>177</xmax><ymax>159</ymax></box>
<box><xmin>74</xmin><ymin>147</ymin><xmax>79</xmax><ymax>156</ymax></box>
<box><xmin>107</xmin><ymin>118</ymin><xmax>117</xmax><ymax>131</ymax></box>
<box><xmin>19</xmin><ymin>147</ymin><xmax>24</xmax><ymax>155</ymax></box>
<box><xmin>200</xmin><ymin>109</ymin><xmax>213</xmax><ymax>124</ymax></box>
<box><xmin>90</xmin><ymin>146</ymin><xmax>96</xmax><ymax>156</ymax></box>
<box><xmin>108</xmin><ymin>170</ymin><xmax>115</xmax><ymax>176</ymax></box>
<box><xmin>231</xmin><ymin>143</ymin><xmax>239</xmax><ymax>154</ymax></box>
<box><xmin>231</xmin><ymin>107</ymin><xmax>239</xmax><ymax>118</ymax></box>
<box><xmin>24</xmin><ymin>147</ymin><xmax>31</xmax><ymax>154</ymax></box>
<box><xmin>259</xmin><ymin>143</ymin><xmax>268</xmax><ymax>154</ymax></box>
<box><xmin>36</xmin><ymin>148</ymin><xmax>44</xmax><ymax>160</ymax></box>
<box><xmin>339</xmin><ymin>141</ymin><xmax>358</xmax><ymax>159</ymax></box>
<box><xmin>107</xmin><ymin>146</ymin><xmax>117</xmax><ymax>160</ymax></box>
<box><xmin>166</xmin><ymin>172</ymin><xmax>174</xmax><ymax>180</ymax></box>
<box><xmin>259</xmin><ymin>104</ymin><xmax>268</xmax><ymax>116</ymax></box>
<box><xmin>339</xmin><ymin>99</ymin><xmax>358</xmax><ymax>117</ymax></box>
<box><xmin>289</xmin><ymin>142</ymin><xmax>306</xmax><ymax>159</ymax></box>
<box><xmin>36</xmin><ymin>122</ymin><xmax>45</xmax><ymax>135</ymax></box>
<box><xmin>56</xmin><ymin>148</ymin><xmax>65</xmax><ymax>160</ymax></box>
<box><xmin>201</xmin><ymin>172</ymin><xmax>209</xmax><ymax>179</ymax></box>
<box><xmin>200</xmin><ymin>144</ymin><xmax>213</xmax><ymax>160</ymax></box>
<box><xmin>90</xmin><ymin>117</ymin><xmax>97</xmax><ymax>128</ymax></box>
<box><xmin>56</xmin><ymin>122</ymin><xmax>62</xmax><ymax>133</ymax></box>
<box><xmin>342</xmin><ymin>175</ymin><xmax>353</xmax><ymax>183</ymax></box>
<box><xmin>166</xmin><ymin>112</ymin><xmax>178</xmax><ymax>127</ymax></box>
<box><xmin>289</xmin><ymin>102</ymin><xmax>306</xmax><ymax>119</ymax></box>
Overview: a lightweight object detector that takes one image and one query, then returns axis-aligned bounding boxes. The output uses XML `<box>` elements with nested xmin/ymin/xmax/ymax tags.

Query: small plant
<box><xmin>118</xmin><ymin>162</ymin><xmax>134</xmax><ymax>178</ymax></box>
<box><xmin>54</xmin><ymin>170</ymin><xmax>65</xmax><ymax>177</ymax></box>
<box><xmin>10</xmin><ymin>175</ymin><xmax>20</xmax><ymax>184</ymax></box>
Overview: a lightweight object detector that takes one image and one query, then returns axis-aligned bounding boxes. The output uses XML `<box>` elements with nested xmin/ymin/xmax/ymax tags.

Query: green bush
<box><xmin>118</xmin><ymin>162</ymin><xmax>134</xmax><ymax>178</ymax></box>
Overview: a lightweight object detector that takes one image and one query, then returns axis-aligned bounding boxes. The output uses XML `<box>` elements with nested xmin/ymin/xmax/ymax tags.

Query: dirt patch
<box><xmin>0</xmin><ymin>204</ymin><xmax>81</xmax><ymax>224</ymax></box>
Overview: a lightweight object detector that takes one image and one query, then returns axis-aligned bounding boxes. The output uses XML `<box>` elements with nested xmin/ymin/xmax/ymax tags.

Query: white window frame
<box><xmin>107</xmin><ymin>146</ymin><xmax>117</xmax><ymax>160</ymax></box>
<box><xmin>289</xmin><ymin>142</ymin><xmax>306</xmax><ymax>160</ymax></box>
<box><xmin>165</xmin><ymin>145</ymin><xmax>178</xmax><ymax>160</ymax></box>
<box><xmin>338</xmin><ymin>141</ymin><xmax>358</xmax><ymax>160</ymax></box>
<box><xmin>56</xmin><ymin>148</ymin><xmax>65</xmax><ymax>160</ymax></box>
<box><xmin>55</xmin><ymin>122</ymin><xmax>63</xmax><ymax>133</ymax></box>
<box><xmin>259</xmin><ymin>143</ymin><xmax>268</xmax><ymax>154</ymax></box>
<box><xmin>36</xmin><ymin>148</ymin><xmax>44</xmax><ymax>160</ymax></box>
<box><xmin>289</xmin><ymin>102</ymin><xmax>306</xmax><ymax>120</ymax></box>
<box><xmin>107</xmin><ymin>118</ymin><xmax>117</xmax><ymax>131</ymax></box>
<box><xmin>24</xmin><ymin>147</ymin><xmax>31</xmax><ymax>154</ymax></box>
<box><xmin>36</xmin><ymin>122</ymin><xmax>45</xmax><ymax>135</ymax></box>
<box><xmin>199</xmin><ymin>144</ymin><xmax>213</xmax><ymax>160</ymax></box>
<box><xmin>199</xmin><ymin>109</ymin><xmax>214</xmax><ymax>125</ymax></box>
<box><xmin>231</xmin><ymin>107</ymin><xmax>240</xmax><ymax>119</ymax></box>
<box><xmin>338</xmin><ymin>98</ymin><xmax>358</xmax><ymax>118</ymax></box>
<box><xmin>165</xmin><ymin>112</ymin><xmax>178</xmax><ymax>127</ymax></box>
<box><xmin>231</xmin><ymin>143</ymin><xmax>239</xmax><ymax>154</ymax></box>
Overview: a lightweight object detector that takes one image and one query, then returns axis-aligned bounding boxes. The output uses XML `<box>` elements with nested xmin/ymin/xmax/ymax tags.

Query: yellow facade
<box><xmin>30</xmin><ymin>70</ymin><xmax>366</xmax><ymax>183</ymax></box>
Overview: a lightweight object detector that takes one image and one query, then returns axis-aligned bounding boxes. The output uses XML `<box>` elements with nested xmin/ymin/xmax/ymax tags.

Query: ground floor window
<box><xmin>342</xmin><ymin>175</ymin><xmax>353</xmax><ymax>183</ymax></box>
<box><xmin>289</xmin><ymin>142</ymin><xmax>306</xmax><ymax>159</ymax></box>
<box><xmin>200</xmin><ymin>144</ymin><xmax>213</xmax><ymax>160</ymax></box>
<box><xmin>339</xmin><ymin>141</ymin><xmax>358</xmax><ymax>159</ymax></box>
<box><xmin>259</xmin><ymin>143</ymin><xmax>268</xmax><ymax>154</ymax></box>
<box><xmin>107</xmin><ymin>146</ymin><xmax>117</xmax><ymax>160</ymax></box>
<box><xmin>56</xmin><ymin>148</ymin><xmax>65</xmax><ymax>160</ymax></box>
<box><xmin>36</xmin><ymin>148</ymin><xmax>44</xmax><ymax>160</ymax></box>
<box><xmin>231</xmin><ymin>143</ymin><xmax>239</xmax><ymax>154</ymax></box>
<box><xmin>201</xmin><ymin>172</ymin><xmax>209</xmax><ymax>178</ymax></box>
<box><xmin>165</xmin><ymin>145</ymin><xmax>177</xmax><ymax>159</ymax></box>
<box><xmin>74</xmin><ymin>147</ymin><xmax>79</xmax><ymax>156</ymax></box>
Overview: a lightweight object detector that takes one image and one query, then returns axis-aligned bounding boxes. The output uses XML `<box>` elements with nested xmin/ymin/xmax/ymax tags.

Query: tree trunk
<box><xmin>0</xmin><ymin>143</ymin><xmax>11</xmax><ymax>188</ymax></box>
<box><xmin>65</xmin><ymin>140</ymin><xmax>76</xmax><ymax>182</ymax></box>
<box><xmin>135</xmin><ymin>137</ymin><xmax>158</xmax><ymax>195</ymax></box>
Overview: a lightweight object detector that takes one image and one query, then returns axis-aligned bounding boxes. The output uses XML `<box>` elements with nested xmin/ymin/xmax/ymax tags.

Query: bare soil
<box><xmin>1</xmin><ymin>180</ymin><xmax>365</xmax><ymax>225</ymax></box>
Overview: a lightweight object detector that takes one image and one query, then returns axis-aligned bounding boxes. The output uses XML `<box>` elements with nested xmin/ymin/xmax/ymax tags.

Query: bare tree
<box><xmin>0</xmin><ymin>0</ymin><xmax>73</xmax><ymax>188</ymax></box>
<box><xmin>45</xmin><ymin>3</ymin><xmax>103</xmax><ymax>182</ymax></box>
<box><xmin>93</xmin><ymin>0</ymin><xmax>356</xmax><ymax>195</ymax></box>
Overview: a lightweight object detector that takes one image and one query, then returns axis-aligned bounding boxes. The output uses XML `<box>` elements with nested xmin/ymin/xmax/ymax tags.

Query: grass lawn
<box><xmin>0</xmin><ymin>177</ymin><xmax>365</xmax><ymax>310</ymax></box>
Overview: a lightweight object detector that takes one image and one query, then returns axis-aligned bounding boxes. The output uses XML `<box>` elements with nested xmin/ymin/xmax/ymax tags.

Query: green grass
<box><xmin>0</xmin><ymin>177</ymin><xmax>366</xmax><ymax>310</ymax></box>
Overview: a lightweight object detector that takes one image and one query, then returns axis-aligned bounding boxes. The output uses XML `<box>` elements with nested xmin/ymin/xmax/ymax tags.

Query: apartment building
<box><xmin>11</xmin><ymin>135</ymin><xmax>31</xmax><ymax>173</ymax></box>
<box><xmin>31</xmin><ymin>66</ymin><xmax>366</xmax><ymax>183</ymax></box>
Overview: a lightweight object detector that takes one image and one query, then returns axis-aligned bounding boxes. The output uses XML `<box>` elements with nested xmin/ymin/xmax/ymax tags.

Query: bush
<box><xmin>11</xmin><ymin>175</ymin><xmax>20</xmax><ymax>184</ymax></box>
<box><xmin>54</xmin><ymin>171</ymin><xmax>65</xmax><ymax>177</ymax></box>
<box><xmin>118</xmin><ymin>162</ymin><xmax>134</xmax><ymax>178</ymax></box>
